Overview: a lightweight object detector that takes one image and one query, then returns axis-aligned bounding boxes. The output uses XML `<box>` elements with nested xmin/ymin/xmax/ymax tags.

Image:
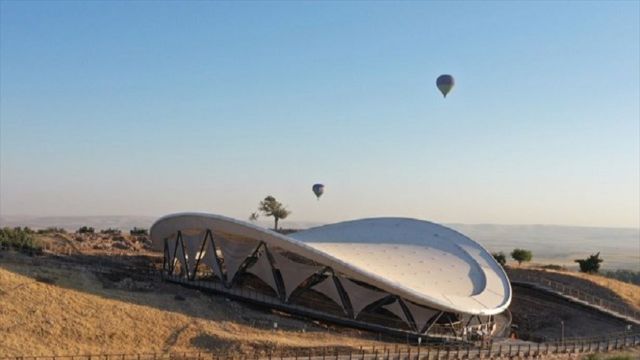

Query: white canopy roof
<box><xmin>150</xmin><ymin>213</ymin><xmax>511</xmax><ymax>315</ymax></box>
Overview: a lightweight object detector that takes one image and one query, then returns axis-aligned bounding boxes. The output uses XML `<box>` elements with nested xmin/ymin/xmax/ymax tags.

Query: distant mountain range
<box><xmin>0</xmin><ymin>215</ymin><xmax>158</xmax><ymax>231</ymax></box>
<box><xmin>2</xmin><ymin>215</ymin><xmax>638</xmax><ymax>270</ymax></box>
<box><xmin>447</xmin><ymin>223</ymin><xmax>639</xmax><ymax>271</ymax></box>
<box><xmin>0</xmin><ymin>215</ymin><xmax>326</xmax><ymax>232</ymax></box>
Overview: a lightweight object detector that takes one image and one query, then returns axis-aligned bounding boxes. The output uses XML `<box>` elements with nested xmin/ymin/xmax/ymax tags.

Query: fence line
<box><xmin>509</xmin><ymin>271</ymin><xmax>640</xmax><ymax>323</ymax></box>
<box><xmin>2</xmin><ymin>332</ymin><xmax>639</xmax><ymax>360</ymax></box>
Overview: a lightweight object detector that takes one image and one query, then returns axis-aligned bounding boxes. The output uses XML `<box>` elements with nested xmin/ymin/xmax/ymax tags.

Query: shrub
<box><xmin>511</xmin><ymin>248</ymin><xmax>532</xmax><ymax>266</ymax></box>
<box><xmin>492</xmin><ymin>252</ymin><xmax>507</xmax><ymax>267</ymax></box>
<box><xmin>130</xmin><ymin>227</ymin><xmax>148</xmax><ymax>236</ymax></box>
<box><xmin>575</xmin><ymin>252</ymin><xmax>603</xmax><ymax>273</ymax></box>
<box><xmin>0</xmin><ymin>227</ymin><xmax>43</xmax><ymax>254</ymax></box>
<box><xmin>541</xmin><ymin>264</ymin><xmax>566</xmax><ymax>271</ymax></box>
<box><xmin>37</xmin><ymin>227</ymin><xmax>66</xmax><ymax>234</ymax></box>
<box><xmin>100</xmin><ymin>228</ymin><xmax>122</xmax><ymax>235</ymax></box>
<box><xmin>77</xmin><ymin>226</ymin><xmax>95</xmax><ymax>234</ymax></box>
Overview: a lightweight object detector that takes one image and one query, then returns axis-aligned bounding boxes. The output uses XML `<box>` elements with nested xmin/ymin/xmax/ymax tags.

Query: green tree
<box><xmin>575</xmin><ymin>252</ymin><xmax>603</xmax><ymax>274</ymax></box>
<box><xmin>492</xmin><ymin>252</ymin><xmax>507</xmax><ymax>267</ymax></box>
<box><xmin>511</xmin><ymin>248</ymin><xmax>532</xmax><ymax>266</ymax></box>
<box><xmin>258</xmin><ymin>196</ymin><xmax>291</xmax><ymax>231</ymax></box>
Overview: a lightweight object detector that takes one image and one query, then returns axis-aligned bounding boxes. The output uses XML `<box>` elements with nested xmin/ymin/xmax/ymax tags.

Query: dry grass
<box><xmin>0</xmin><ymin>254</ymin><xmax>391</xmax><ymax>356</ymax></box>
<box><xmin>519</xmin><ymin>265</ymin><xmax>640</xmax><ymax>311</ymax></box>
<box><xmin>580</xmin><ymin>349</ymin><xmax>640</xmax><ymax>360</ymax></box>
<box><xmin>557</xmin><ymin>271</ymin><xmax>640</xmax><ymax>310</ymax></box>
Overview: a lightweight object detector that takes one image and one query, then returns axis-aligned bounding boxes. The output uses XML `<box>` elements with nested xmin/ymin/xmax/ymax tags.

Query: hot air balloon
<box><xmin>312</xmin><ymin>184</ymin><xmax>324</xmax><ymax>200</ymax></box>
<box><xmin>436</xmin><ymin>74</ymin><xmax>455</xmax><ymax>98</ymax></box>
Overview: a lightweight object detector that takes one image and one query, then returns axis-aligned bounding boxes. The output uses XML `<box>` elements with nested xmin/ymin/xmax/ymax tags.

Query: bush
<box><xmin>492</xmin><ymin>252</ymin><xmax>507</xmax><ymax>267</ymax></box>
<box><xmin>100</xmin><ymin>228</ymin><xmax>122</xmax><ymax>235</ymax></box>
<box><xmin>37</xmin><ymin>227</ymin><xmax>66</xmax><ymax>234</ymax></box>
<box><xmin>511</xmin><ymin>248</ymin><xmax>532</xmax><ymax>266</ymax></box>
<box><xmin>575</xmin><ymin>252</ymin><xmax>603</xmax><ymax>273</ymax></box>
<box><xmin>77</xmin><ymin>226</ymin><xmax>95</xmax><ymax>234</ymax></box>
<box><xmin>541</xmin><ymin>264</ymin><xmax>566</xmax><ymax>271</ymax></box>
<box><xmin>130</xmin><ymin>227</ymin><xmax>148</xmax><ymax>236</ymax></box>
<box><xmin>0</xmin><ymin>227</ymin><xmax>43</xmax><ymax>254</ymax></box>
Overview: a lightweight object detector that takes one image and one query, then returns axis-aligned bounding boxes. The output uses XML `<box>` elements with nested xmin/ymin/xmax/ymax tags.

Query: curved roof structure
<box><xmin>150</xmin><ymin>213</ymin><xmax>511</xmax><ymax>317</ymax></box>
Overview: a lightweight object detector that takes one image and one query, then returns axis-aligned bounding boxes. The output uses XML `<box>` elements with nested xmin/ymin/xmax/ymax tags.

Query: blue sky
<box><xmin>1</xmin><ymin>1</ymin><xmax>639</xmax><ymax>227</ymax></box>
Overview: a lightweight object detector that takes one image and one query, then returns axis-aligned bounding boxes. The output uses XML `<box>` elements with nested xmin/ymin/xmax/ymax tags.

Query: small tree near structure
<box><xmin>492</xmin><ymin>252</ymin><xmax>507</xmax><ymax>267</ymax></box>
<box><xmin>575</xmin><ymin>252</ymin><xmax>603</xmax><ymax>274</ymax></box>
<box><xmin>511</xmin><ymin>248</ymin><xmax>532</xmax><ymax>266</ymax></box>
<box><xmin>257</xmin><ymin>196</ymin><xmax>291</xmax><ymax>231</ymax></box>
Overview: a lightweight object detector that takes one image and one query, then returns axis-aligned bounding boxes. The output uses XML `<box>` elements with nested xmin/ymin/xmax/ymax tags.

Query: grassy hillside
<box><xmin>510</xmin><ymin>265</ymin><xmax>640</xmax><ymax>313</ymax></box>
<box><xmin>0</xmin><ymin>253</ymin><xmax>389</xmax><ymax>356</ymax></box>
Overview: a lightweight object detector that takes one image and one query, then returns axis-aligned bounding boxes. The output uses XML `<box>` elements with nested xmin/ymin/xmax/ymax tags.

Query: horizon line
<box><xmin>1</xmin><ymin>213</ymin><xmax>638</xmax><ymax>230</ymax></box>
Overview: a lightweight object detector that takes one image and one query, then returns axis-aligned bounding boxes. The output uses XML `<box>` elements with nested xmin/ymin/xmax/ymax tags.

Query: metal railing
<box><xmin>2</xmin><ymin>332</ymin><xmax>639</xmax><ymax>360</ymax></box>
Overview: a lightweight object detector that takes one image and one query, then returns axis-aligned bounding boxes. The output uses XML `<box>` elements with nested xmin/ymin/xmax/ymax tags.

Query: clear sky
<box><xmin>1</xmin><ymin>1</ymin><xmax>638</xmax><ymax>228</ymax></box>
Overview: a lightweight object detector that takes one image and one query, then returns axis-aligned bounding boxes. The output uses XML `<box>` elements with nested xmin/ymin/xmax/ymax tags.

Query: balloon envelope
<box><xmin>436</xmin><ymin>74</ymin><xmax>455</xmax><ymax>98</ymax></box>
<box><xmin>312</xmin><ymin>184</ymin><xmax>325</xmax><ymax>199</ymax></box>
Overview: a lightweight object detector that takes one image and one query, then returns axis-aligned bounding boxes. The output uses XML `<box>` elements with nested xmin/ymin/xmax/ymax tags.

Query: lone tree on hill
<box><xmin>511</xmin><ymin>248</ymin><xmax>532</xmax><ymax>266</ymax></box>
<box><xmin>257</xmin><ymin>196</ymin><xmax>291</xmax><ymax>231</ymax></box>
<box><xmin>492</xmin><ymin>252</ymin><xmax>507</xmax><ymax>267</ymax></box>
<box><xmin>575</xmin><ymin>252</ymin><xmax>603</xmax><ymax>273</ymax></box>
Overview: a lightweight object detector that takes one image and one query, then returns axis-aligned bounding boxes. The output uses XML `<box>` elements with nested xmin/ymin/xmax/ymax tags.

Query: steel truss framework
<box><xmin>161</xmin><ymin>229</ymin><xmax>496</xmax><ymax>340</ymax></box>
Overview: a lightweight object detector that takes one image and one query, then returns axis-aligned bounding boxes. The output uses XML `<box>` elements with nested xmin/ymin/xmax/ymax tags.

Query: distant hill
<box><xmin>448</xmin><ymin>223</ymin><xmax>640</xmax><ymax>271</ymax></box>
<box><xmin>0</xmin><ymin>215</ymin><xmax>157</xmax><ymax>232</ymax></box>
<box><xmin>1</xmin><ymin>215</ymin><xmax>638</xmax><ymax>270</ymax></box>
